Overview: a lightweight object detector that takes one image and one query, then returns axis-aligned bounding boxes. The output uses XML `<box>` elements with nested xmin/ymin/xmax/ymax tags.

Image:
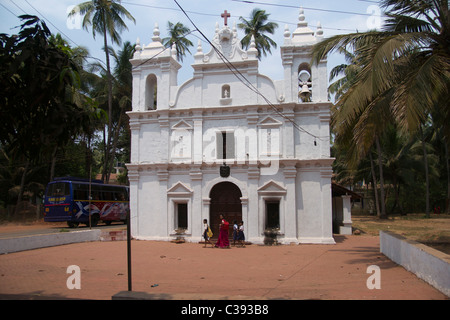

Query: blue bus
<box><xmin>44</xmin><ymin>177</ymin><xmax>129</xmax><ymax>228</ymax></box>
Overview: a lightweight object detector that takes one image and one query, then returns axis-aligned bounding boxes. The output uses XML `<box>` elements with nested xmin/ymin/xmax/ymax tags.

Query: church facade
<box><xmin>127</xmin><ymin>8</ymin><xmax>335</xmax><ymax>244</ymax></box>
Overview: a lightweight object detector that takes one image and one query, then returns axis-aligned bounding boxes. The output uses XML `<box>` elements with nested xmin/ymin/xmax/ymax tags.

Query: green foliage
<box><xmin>162</xmin><ymin>21</ymin><xmax>193</xmax><ymax>62</ymax></box>
<box><xmin>314</xmin><ymin>0</ymin><xmax>450</xmax><ymax>215</ymax></box>
<box><xmin>238</xmin><ymin>8</ymin><xmax>278</xmax><ymax>60</ymax></box>
<box><xmin>0</xmin><ymin>15</ymin><xmax>92</xmax><ymax>164</ymax></box>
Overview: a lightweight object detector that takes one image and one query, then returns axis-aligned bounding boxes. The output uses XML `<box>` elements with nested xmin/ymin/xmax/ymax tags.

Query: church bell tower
<box><xmin>281</xmin><ymin>8</ymin><xmax>328</xmax><ymax>103</ymax></box>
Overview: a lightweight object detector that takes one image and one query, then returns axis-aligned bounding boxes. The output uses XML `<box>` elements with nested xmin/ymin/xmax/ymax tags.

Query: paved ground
<box><xmin>0</xmin><ymin>234</ymin><xmax>447</xmax><ymax>300</ymax></box>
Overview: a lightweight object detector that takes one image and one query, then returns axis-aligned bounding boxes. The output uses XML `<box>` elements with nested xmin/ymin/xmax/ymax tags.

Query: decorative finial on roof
<box><xmin>171</xmin><ymin>43</ymin><xmax>177</xmax><ymax>58</ymax></box>
<box><xmin>194</xmin><ymin>39</ymin><xmax>204</xmax><ymax>61</ymax></box>
<box><xmin>298</xmin><ymin>7</ymin><xmax>307</xmax><ymax>27</ymax></box>
<box><xmin>196</xmin><ymin>39</ymin><xmax>203</xmax><ymax>53</ymax></box>
<box><xmin>284</xmin><ymin>24</ymin><xmax>290</xmax><ymax>38</ymax></box>
<box><xmin>152</xmin><ymin>22</ymin><xmax>161</xmax><ymax>43</ymax></box>
<box><xmin>315</xmin><ymin>21</ymin><xmax>324</xmax><ymax>37</ymax></box>
<box><xmin>135</xmin><ymin>37</ymin><xmax>141</xmax><ymax>51</ymax></box>
<box><xmin>247</xmin><ymin>35</ymin><xmax>258</xmax><ymax>57</ymax></box>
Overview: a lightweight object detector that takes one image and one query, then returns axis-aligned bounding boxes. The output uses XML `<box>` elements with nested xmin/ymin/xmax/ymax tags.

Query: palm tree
<box><xmin>68</xmin><ymin>0</ymin><xmax>135</xmax><ymax>182</ymax></box>
<box><xmin>328</xmin><ymin>47</ymin><xmax>361</xmax><ymax>101</ymax></box>
<box><xmin>312</xmin><ymin>0</ymin><xmax>450</xmax><ymax>143</ymax></box>
<box><xmin>327</xmin><ymin>41</ymin><xmax>392</xmax><ymax>218</ymax></box>
<box><xmin>312</xmin><ymin>0</ymin><xmax>449</xmax><ymax>217</ymax></box>
<box><xmin>238</xmin><ymin>8</ymin><xmax>278</xmax><ymax>60</ymax></box>
<box><xmin>162</xmin><ymin>22</ymin><xmax>193</xmax><ymax>62</ymax></box>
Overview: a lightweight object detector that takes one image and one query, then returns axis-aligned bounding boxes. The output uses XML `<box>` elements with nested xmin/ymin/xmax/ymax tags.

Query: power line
<box><xmin>173</xmin><ymin>0</ymin><xmax>328</xmax><ymax>142</ymax></box>
<box><xmin>130</xmin><ymin>29</ymin><xmax>197</xmax><ymax>71</ymax></box>
<box><xmin>20</xmin><ymin>1</ymin><xmax>107</xmax><ymax>67</ymax></box>
<box><xmin>122</xmin><ymin>1</ymin><xmax>361</xmax><ymax>33</ymax></box>
<box><xmin>231</xmin><ymin>0</ymin><xmax>381</xmax><ymax>17</ymax></box>
<box><xmin>24</xmin><ymin>0</ymin><xmax>80</xmax><ymax>47</ymax></box>
<box><xmin>0</xmin><ymin>2</ymin><xmax>18</xmax><ymax>18</ymax></box>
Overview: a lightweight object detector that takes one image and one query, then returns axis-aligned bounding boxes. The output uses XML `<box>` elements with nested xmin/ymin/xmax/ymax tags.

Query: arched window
<box><xmin>145</xmin><ymin>74</ymin><xmax>157</xmax><ymax>110</ymax></box>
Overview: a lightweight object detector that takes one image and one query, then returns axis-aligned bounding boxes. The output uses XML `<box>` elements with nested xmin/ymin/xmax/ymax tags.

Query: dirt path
<box><xmin>0</xmin><ymin>235</ymin><xmax>447</xmax><ymax>300</ymax></box>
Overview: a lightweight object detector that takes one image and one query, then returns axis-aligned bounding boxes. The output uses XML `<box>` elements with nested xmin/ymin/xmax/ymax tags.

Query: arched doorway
<box><xmin>209</xmin><ymin>182</ymin><xmax>242</xmax><ymax>238</ymax></box>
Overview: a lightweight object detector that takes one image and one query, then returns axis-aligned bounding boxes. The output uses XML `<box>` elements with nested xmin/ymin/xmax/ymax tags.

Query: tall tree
<box><xmin>312</xmin><ymin>0</ymin><xmax>450</xmax><ymax>143</ymax></box>
<box><xmin>238</xmin><ymin>8</ymin><xmax>278</xmax><ymax>60</ymax></box>
<box><xmin>312</xmin><ymin>0</ymin><xmax>449</xmax><ymax>217</ymax></box>
<box><xmin>69</xmin><ymin>0</ymin><xmax>135</xmax><ymax>183</ymax></box>
<box><xmin>0</xmin><ymin>15</ymin><xmax>95</xmax><ymax>214</ymax></box>
<box><xmin>162</xmin><ymin>21</ymin><xmax>193</xmax><ymax>62</ymax></box>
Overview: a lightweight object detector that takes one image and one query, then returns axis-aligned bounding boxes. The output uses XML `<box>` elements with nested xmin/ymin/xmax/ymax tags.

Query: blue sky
<box><xmin>0</xmin><ymin>0</ymin><xmax>383</xmax><ymax>85</ymax></box>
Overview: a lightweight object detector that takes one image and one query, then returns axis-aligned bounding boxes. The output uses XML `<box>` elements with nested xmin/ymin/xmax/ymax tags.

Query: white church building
<box><xmin>127</xmin><ymin>8</ymin><xmax>337</xmax><ymax>244</ymax></box>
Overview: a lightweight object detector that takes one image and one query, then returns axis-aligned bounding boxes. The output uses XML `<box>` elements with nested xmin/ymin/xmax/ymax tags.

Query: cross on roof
<box><xmin>221</xmin><ymin>10</ymin><xmax>230</xmax><ymax>26</ymax></box>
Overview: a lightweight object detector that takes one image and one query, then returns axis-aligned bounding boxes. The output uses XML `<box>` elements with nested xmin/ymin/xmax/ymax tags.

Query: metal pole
<box><xmin>88</xmin><ymin>136</ymin><xmax>92</xmax><ymax>230</ymax></box>
<box><xmin>127</xmin><ymin>208</ymin><xmax>132</xmax><ymax>291</ymax></box>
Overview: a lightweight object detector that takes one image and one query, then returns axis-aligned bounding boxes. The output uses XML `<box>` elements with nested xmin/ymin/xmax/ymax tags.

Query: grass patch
<box><xmin>352</xmin><ymin>213</ymin><xmax>450</xmax><ymax>254</ymax></box>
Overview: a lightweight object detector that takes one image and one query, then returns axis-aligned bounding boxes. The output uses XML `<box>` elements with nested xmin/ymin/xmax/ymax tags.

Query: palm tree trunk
<box><xmin>15</xmin><ymin>159</ymin><xmax>29</xmax><ymax>217</ymax></box>
<box><xmin>102</xmin><ymin>22</ymin><xmax>114</xmax><ymax>184</ymax></box>
<box><xmin>375</xmin><ymin>136</ymin><xmax>387</xmax><ymax>219</ymax></box>
<box><xmin>444</xmin><ymin>137</ymin><xmax>450</xmax><ymax>214</ymax></box>
<box><xmin>369</xmin><ymin>151</ymin><xmax>381</xmax><ymax>217</ymax></box>
<box><xmin>49</xmin><ymin>145</ymin><xmax>58</xmax><ymax>182</ymax></box>
<box><xmin>420</xmin><ymin>127</ymin><xmax>430</xmax><ymax>218</ymax></box>
<box><xmin>107</xmin><ymin>111</ymin><xmax>124</xmax><ymax>182</ymax></box>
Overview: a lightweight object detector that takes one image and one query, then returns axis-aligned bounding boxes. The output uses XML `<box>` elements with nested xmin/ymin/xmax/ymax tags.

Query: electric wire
<box><xmin>231</xmin><ymin>0</ymin><xmax>381</xmax><ymax>17</ymax></box>
<box><xmin>122</xmin><ymin>1</ymin><xmax>363</xmax><ymax>32</ymax></box>
<box><xmin>173</xmin><ymin>0</ymin><xmax>328</xmax><ymax>142</ymax></box>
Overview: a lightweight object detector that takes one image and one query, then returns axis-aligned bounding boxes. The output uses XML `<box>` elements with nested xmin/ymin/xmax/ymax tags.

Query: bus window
<box><xmin>48</xmin><ymin>182</ymin><xmax>70</xmax><ymax>197</ymax></box>
<box><xmin>103</xmin><ymin>191</ymin><xmax>113</xmax><ymax>201</ymax></box>
<box><xmin>115</xmin><ymin>190</ymin><xmax>126</xmax><ymax>201</ymax></box>
<box><xmin>73</xmin><ymin>183</ymin><xmax>89</xmax><ymax>200</ymax></box>
<box><xmin>91</xmin><ymin>185</ymin><xmax>102</xmax><ymax>200</ymax></box>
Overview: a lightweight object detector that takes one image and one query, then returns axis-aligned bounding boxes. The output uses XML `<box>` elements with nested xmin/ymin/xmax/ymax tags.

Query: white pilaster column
<box><xmin>340</xmin><ymin>195</ymin><xmax>352</xmax><ymax>235</ymax></box>
<box><xmin>190</xmin><ymin>165</ymin><xmax>203</xmax><ymax>241</ymax></box>
<box><xmin>247</xmin><ymin>164</ymin><xmax>260</xmax><ymax>243</ymax></box>
<box><xmin>156</xmin><ymin>165</ymin><xmax>169</xmax><ymax>239</ymax></box>
<box><xmin>283</xmin><ymin>162</ymin><xmax>298</xmax><ymax>244</ymax></box>
<box><xmin>159</xmin><ymin>110</ymin><xmax>169</xmax><ymax>162</ymax></box>
<box><xmin>193</xmin><ymin>112</ymin><xmax>203</xmax><ymax>165</ymax></box>
<box><xmin>283</xmin><ymin>105</ymin><xmax>295</xmax><ymax>159</ymax></box>
<box><xmin>126</xmin><ymin>165</ymin><xmax>139</xmax><ymax>238</ymax></box>
<box><xmin>320</xmin><ymin>166</ymin><xmax>335</xmax><ymax>244</ymax></box>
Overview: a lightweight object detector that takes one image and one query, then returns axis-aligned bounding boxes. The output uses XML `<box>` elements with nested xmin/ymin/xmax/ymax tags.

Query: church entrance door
<box><xmin>209</xmin><ymin>182</ymin><xmax>242</xmax><ymax>239</ymax></box>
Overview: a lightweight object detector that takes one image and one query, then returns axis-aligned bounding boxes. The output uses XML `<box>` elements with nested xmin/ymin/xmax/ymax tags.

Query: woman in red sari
<box><xmin>215</xmin><ymin>214</ymin><xmax>230</xmax><ymax>248</ymax></box>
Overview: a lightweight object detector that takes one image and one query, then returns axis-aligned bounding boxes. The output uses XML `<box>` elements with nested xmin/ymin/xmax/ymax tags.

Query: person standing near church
<box><xmin>215</xmin><ymin>214</ymin><xmax>230</xmax><ymax>248</ymax></box>
<box><xmin>238</xmin><ymin>221</ymin><xmax>245</xmax><ymax>247</ymax></box>
<box><xmin>203</xmin><ymin>219</ymin><xmax>213</xmax><ymax>248</ymax></box>
<box><xmin>232</xmin><ymin>220</ymin><xmax>238</xmax><ymax>246</ymax></box>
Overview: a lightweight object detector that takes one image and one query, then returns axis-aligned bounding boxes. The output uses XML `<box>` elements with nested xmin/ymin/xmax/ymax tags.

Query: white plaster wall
<box><xmin>172</xmin><ymin>73</ymin><xmax>278</xmax><ymax>109</ymax></box>
<box><xmin>294</xmin><ymin>114</ymin><xmax>321</xmax><ymax>159</ymax></box>
<box><xmin>296</xmin><ymin>169</ymin><xmax>334</xmax><ymax>244</ymax></box>
<box><xmin>380</xmin><ymin>231</ymin><xmax>450</xmax><ymax>297</ymax></box>
<box><xmin>135</xmin><ymin>175</ymin><xmax>166</xmax><ymax>239</ymax></box>
<box><xmin>140</xmin><ymin>123</ymin><xmax>164</xmax><ymax>163</ymax></box>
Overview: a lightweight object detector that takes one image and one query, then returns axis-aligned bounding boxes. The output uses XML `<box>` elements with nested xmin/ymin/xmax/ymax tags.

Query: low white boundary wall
<box><xmin>380</xmin><ymin>230</ymin><xmax>450</xmax><ymax>297</ymax></box>
<box><xmin>0</xmin><ymin>230</ymin><xmax>101</xmax><ymax>254</ymax></box>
